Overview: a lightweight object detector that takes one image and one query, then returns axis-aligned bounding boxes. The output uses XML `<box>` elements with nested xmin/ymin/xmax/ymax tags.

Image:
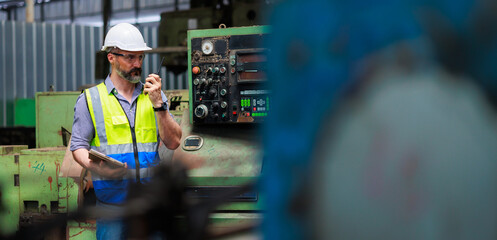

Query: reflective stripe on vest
<box><xmin>85</xmin><ymin>82</ymin><xmax>159</xmax><ymax>204</ymax></box>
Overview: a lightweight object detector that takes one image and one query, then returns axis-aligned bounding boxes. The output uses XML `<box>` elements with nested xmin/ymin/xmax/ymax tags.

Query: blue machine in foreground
<box><xmin>261</xmin><ymin>0</ymin><xmax>497</xmax><ymax>239</ymax></box>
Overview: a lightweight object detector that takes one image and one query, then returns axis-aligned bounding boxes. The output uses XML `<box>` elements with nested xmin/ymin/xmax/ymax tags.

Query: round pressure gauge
<box><xmin>201</xmin><ymin>40</ymin><xmax>214</xmax><ymax>55</ymax></box>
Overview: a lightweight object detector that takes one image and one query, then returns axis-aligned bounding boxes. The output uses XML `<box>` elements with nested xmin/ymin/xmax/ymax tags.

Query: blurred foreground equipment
<box><xmin>262</xmin><ymin>0</ymin><xmax>497</xmax><ymax>239</ymax></box>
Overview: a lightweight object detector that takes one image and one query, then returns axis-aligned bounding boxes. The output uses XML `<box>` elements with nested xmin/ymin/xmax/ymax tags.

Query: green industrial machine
<box><xmin>1</xmin><ymin>91</ymin><xmax>86</xmax><ymax>238</ymax></box>
<box><xmin>0</xmin><ymin>145</ymin><xmax>80</xmax><ymax>238</ymax></box>
<box><xmin>175</xmin><ymin>26</ymin><xmax>269</xmax><ymax>228</ymax></box>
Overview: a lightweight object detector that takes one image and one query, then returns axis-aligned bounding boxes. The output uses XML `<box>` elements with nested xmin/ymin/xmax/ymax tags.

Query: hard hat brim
<box><xmin>101</xmin><ymin>46</ymin><xmax>152</xmax><ymax>52</ymax></box>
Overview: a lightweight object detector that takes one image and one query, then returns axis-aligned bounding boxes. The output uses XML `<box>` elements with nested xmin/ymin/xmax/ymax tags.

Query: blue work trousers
<box><xmin>96</xmin><ymin>201</ymin><xmax>126</xmax><ymax>240</ymax></box>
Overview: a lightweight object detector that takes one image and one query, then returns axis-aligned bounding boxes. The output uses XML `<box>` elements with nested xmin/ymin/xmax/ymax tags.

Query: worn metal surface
<box><xmin>0</xmin><ymin>145</ymin><xmax>28</xmax><ymax>155</ymax></box>
<box><xmin>173</xmin><ymin>109</ymin><xmax>263</xmax><ymax>211</ymax></box>
<box><xmin>1</xmin><ymin>146</ymin><xmax>79</xmax><ymax>233</ymax></box>
<box><xmin>207</xmin><ymin>213</ymin><xmax>262</xmax><ymax>239</ymax></box>
<box><xmin>18</xmin><ymin>147</ymin><xmax>66</xmax><ymax>213</ymax></box>
<box><xmin>0</xmin><ymin>146</ymin><xmax>23</xmax><ymax>235</ymax></box>
<box><xmin>209</xmin><ymin>213</ymin><xmax>261</xmax><ymax>226</ymax></box>
<box><xmin>14</xmin><ymin>147</ymin><xmax>79</xmax><ymax>237</ymax></box>
<box><xmin>36</xmin><ymin>92</ymin><xmax>80</xmax><ymax>148</ymax></box>
<box><xmin>0</xmin><ymin>146</ymin><xmax>81</xmax><ymax>236</ymax></box>
<box><xmin>58</xmin><ymin>177</ymin><xmax>79</xmax><ymax>214</ymax></box>
<box><xmin>66</xmin><ymin>220</ymin><xmax>96</xmax><ymax>240</ymax></box>
<box><xmin>179</xmin><ymin>110</ymin><xmax>262</xmax><ymax>179</ymax></box>
<box><xmin>165</xmin><ymin>89</ymin><xmax>190</xmax><ymax>122</ymax></box>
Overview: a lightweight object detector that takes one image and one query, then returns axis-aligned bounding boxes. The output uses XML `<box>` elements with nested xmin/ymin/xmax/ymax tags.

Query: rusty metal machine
<box><xmin>0</xmin><ymin>92</ymin><xmax>96</xmax><ymax>239</ymax></box>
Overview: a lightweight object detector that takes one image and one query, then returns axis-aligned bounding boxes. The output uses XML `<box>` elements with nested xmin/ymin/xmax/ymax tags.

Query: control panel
<box><xmin>188</xmin><ymin>26</ymin><xmax>270</xmax><ymax>124</ymax></box>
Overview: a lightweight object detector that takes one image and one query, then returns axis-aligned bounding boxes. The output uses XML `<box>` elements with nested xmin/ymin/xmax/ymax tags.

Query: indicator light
<box><xmin>192</xmin><ymin>66</ymin><xmax>200</xmax><ymax>74</ymax></box>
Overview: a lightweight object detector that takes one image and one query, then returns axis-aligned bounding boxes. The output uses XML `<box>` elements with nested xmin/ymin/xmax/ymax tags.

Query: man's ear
<box><xmin>107</xmin><ymin>52</ymin><xmax>114</xmax><ymax>63</ymax></box>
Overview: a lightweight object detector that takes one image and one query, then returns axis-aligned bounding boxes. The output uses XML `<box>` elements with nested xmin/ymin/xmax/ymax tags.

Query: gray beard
<box><xmin>115</xmin><ymin>62</ymin><xmax>142</xmax><ymax>83</ymax></box>
<box><xmin>116</xmin><ymin>68</ymin><xmax>141</xmax><ymax>83</ymax></box>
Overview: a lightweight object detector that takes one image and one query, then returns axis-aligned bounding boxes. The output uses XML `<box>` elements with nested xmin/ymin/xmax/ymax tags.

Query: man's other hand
<box><xmin>89</xmin><ymin>160</ymin><xmax>128</xmax><ymax>179</ymax></box>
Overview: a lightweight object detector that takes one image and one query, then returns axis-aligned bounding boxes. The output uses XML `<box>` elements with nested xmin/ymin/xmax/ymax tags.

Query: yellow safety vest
<box><xmin>85</xmin><ymin>82</ymin><xmax>159</xmax><ymax>204</ymax></box>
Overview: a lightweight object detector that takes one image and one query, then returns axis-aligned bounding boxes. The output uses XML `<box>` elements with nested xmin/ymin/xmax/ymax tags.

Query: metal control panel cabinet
<box><xmin>188</xmin><ymin>26</ymin><xmax>270</xmax><ymax>124</ymax></box>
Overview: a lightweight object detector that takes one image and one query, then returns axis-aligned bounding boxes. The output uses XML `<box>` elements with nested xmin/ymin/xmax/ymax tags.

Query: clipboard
<box><xmin>88</xmin><ymin>149</ymin><xmax>125</xmax><ymax>167</ymax></box>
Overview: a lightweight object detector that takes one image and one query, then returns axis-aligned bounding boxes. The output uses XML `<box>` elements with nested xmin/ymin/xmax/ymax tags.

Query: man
<box><xmin>70</xmin><ymin>22</ymin><xmax>182</xmax><ymax>239</ymax></box>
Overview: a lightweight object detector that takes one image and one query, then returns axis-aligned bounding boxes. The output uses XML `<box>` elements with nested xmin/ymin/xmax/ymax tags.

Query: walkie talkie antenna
<box><xmin>156</xmin><ymin>56</ymin><xmax>165</xmax><ymax>75</ymax></box>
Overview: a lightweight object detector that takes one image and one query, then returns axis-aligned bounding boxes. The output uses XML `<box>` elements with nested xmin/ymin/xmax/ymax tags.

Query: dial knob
<box><xmin>212</xmin><ymin>102</ymin><xmax>220</xmax><ymax>110</ymax></box>
<box><xmin>221</xmin><ymin>101</ymin><xmax>227</xmax><ymax>109</ymax></box>
<box><xmin>195</xmin><ymin>104</ymin><xmax>208</xmax><ymax>119</ymax></box>
<box><xmin>193</xmin><ymin>51</ymin><xmax>201</xmax><ymax>61</ymax></box>
<box><xmin>193</xmin><ymin>78</ymin><xmax>200</xmax><ymax>86</ymax></box>
<box><xmin>220</xmin><ymin>89</ymin><xmax>227</xmax><ymax>96</ymax></box>
<box><xmin>209</xmin><ymin>88</ymin><xmax>217</xmax><ymax>97</ymax></box>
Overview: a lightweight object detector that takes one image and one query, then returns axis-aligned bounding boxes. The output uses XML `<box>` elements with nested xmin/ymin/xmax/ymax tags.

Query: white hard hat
<box><xmin>101</xmin><ymin>23</ymin><xmax>151</xmax><ymax>52</ymax></box>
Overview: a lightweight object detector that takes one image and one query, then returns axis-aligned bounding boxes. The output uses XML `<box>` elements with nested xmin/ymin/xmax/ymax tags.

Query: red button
<box><xmin>192</xmin><ymin>66</ymin><xmax>200</xmax><ymax>74</ymax></box>
<box><xmin>233</xmin><ymin>111</ymin><xmax>237</xmax><ymax>115</ymax></box>
<box><xmin>253</xmin><ymin>107</ymin><xmax>256</xmax><ymax>111</ymax></box>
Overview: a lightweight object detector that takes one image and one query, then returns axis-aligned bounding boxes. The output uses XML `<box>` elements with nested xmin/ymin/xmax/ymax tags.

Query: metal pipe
<box><xmin>69</xmin><ymin>0</ymin><xmax>74</xmax><ymax>23</ymax></box>
<box><xmin>134</xmin><ymin>0</ymin><xmax>139</xmax><ymax>25</ymax></box>
<box><xmin>40</xmin><ymin>1</ymin><xmax>44</xmax><ymax>22</ymax></box>
<box><xmin>25</xmin><ymin>0</ymin><xmax>34</xmax><ymax>22</ymax></box>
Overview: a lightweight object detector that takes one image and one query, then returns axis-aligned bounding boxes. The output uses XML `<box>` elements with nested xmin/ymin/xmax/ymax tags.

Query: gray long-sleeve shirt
<box><xmin>70</xmin><ymin>76</ymin><xmax>170</xmax><ymax>151</ymax></box>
